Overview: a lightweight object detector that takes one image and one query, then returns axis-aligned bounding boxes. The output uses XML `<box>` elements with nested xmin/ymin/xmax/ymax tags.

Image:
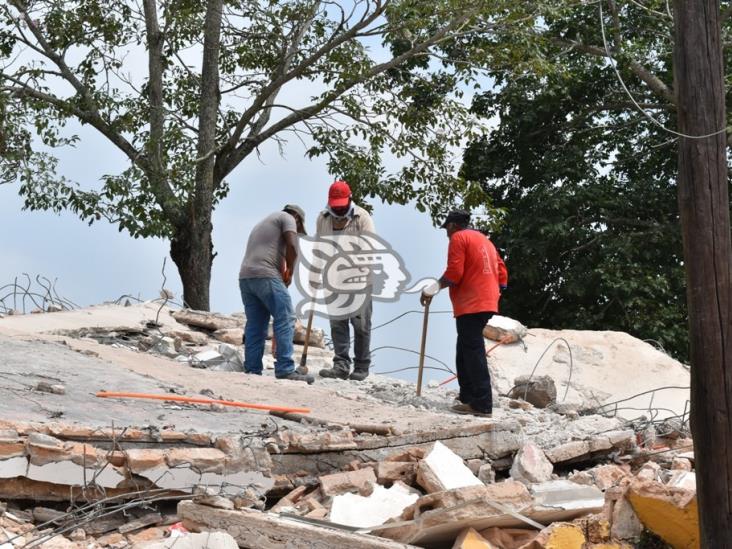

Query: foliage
<box><xmin>0</xmin><ymin>0</ymin><xmax>543</xmax><ymax>234</ymax></box>
<box><xmin>459</xmin><ymin>0</ymin><xmax>710</xmax><ymax>360</ymax></box>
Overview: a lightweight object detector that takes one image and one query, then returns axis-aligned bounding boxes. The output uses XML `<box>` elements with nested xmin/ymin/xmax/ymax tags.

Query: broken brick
<box><xmin>0</xmin><ymin>441</ymin><xmax>25</xmax><ymax>459</ymax></box>
<box><xmin>165</xmin><ymin>448</ymin><xmax>226</xmax><ymax>473</ymax></box>
<box><xmin>25</xmin><ymin>433</ymin><xmax>69</xmax><ymax>466</ymax></box>
<box><xmin>124</xmin><ymin>449</ymin><xmax>167</xmax><ymax>473</ymax></box>
<box><xmin>376</xmin><ymin>461</ymin><xmax>417</xmax><ymax>485</ymax></box>
<box><xmin>319</xmin><ymin>467</ymin><xmax>376</xmax><ymax>497</ymax></box>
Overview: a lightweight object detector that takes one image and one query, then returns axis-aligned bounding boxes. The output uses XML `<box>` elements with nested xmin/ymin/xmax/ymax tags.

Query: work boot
<box><xmin>276</xmin><ymin>370</ymin><xmax>315</xmax><ymax>384</ymax></box>
<box><xmin>349</xmin><ymin>368</ymin><xmax>369</xmax><ymax>381</ymax></box>
<box><xmin>451</xmin><ymin>402</ymin><xmax>492</xmax><ymax>418</ymax></box>
<box><xmin>319</xmin><ymin>365</ymin><xmax>350</xmax><ymax>379</ymax></box>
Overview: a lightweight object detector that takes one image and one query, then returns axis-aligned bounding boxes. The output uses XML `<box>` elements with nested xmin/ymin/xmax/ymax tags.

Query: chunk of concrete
<box><xmin>178</xmin><ymin>501</ymin><xmax>414</xmax><ymax>549</ymax></box>
<box><xmin>508</xmin><ymin>376</ymin><xmax>557</xmax><ymax>408</ymax></box>
<box><xmin>171</xmin><ymin>310</ymin><xmax>241</xmax><ymax>331</ymax></box>
<box><xmin>152</xmin><ymin>337</ymin><xmax>179</xmax><ymax>357</ymax></box>
<box><xmin>667</xmin><ymin>471</ymin><xmax>696</xmax><ymax>491</ymax></box>
<box><xmin>530</xmin><ymin>480</ymin><xmax>604</xmax><ymax>512</ymax></box>
<box><xmin>451</xmin><ymin>527</ymin><xmax>493</xmax><ymax>549</ymax></box>
<box><xmin>416</xmin><ymin>441</ymin><xmax>483</xmax><ymax>493</ymax></box>
<box><xmin>510</xmin><ymin>443</ymin><xmax>553</xmax><ymax>484</ymax></box>
<box><xmin>376</xmin><ymin>462</ymin><xmax>417</xmax><ymax>486</ymax></box>
<box><xmin>212</xmin><ymin>328</ymin><xmax>244</xmax><ymax>345</ymax></box>
<box><xmin>0</xmin><ymin>457</ymin><xmax>28</xmax><ymax>478</ymax></box>
<box><xmin>166</xmin><ymin>448</ymin><xmax>227</xmax><ymax>473</ymax></box>
<box><xmin>26</xmin><ymin>433</ymin><xmax>67</xmax><ymax>466</ymax></box>
<box><xmin>35</xmin><ymin>381</ymin><xmax>66</xmax><ymax>395</ymax></box>
<box><xmin>627</xmin><ymin>478</ymin><xmax>698</xmax><ymax>549</ymax></box>
<box><xmin>135</xmin><ymin>531</ymin><xmax>238</xmax><ymax>549</ymax></box>
<box><xmin>478</xmin><ymin>464</ymin><xmax>495</xmax><ymax>484</ymax></box>
<box><xmin>192</xmin><ymin>350</ymin><xmax>224</xmax><ymax>367</ymax></box>
<box><xmin>372</xmin><ymin>482</ymin><xmax>533</xmax><ymax>546</ymax></box>
<box><xmin>329</xmin><ymin>481</ymin><xmax>420</xmax><ymax>528</ymax></box>
<box><xmin>125</xmin><ymin>449</ymin><xmax>167</xmax><ymax>473</ymax></box>
<box><xmin>609</xmin><ymin>495</ymin><xmax>643</xmax><ymax>542</ymax></box>
<box><xmin>522</xmin><ymin>522</ymin><xmax>585</xmax><ymax>549</ymax></box>
<box><xmin>571</xmin><ymin>464</ymin><xmax>630</xmax><ymax>492</ymax></box>
<box><xmin>319</xmin><ymin>467</ymin><xmax>377</xmax><ymax>497</ymax></box>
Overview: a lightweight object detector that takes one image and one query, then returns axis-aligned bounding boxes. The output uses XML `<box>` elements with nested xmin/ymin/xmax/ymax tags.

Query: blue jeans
<box><xmin>239</xmin><ymin>278</ymin><xmax>295</xmax><ymax>377</ymax></box>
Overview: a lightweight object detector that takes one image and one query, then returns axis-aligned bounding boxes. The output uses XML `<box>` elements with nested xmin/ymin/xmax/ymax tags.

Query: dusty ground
<box><xmin>0</xmin><ymin>304</ymin><xmax>486</xmax><ymax>436</ymax></box>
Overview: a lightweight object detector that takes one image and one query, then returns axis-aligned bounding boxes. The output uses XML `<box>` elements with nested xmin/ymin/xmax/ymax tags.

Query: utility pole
<box><xmin>673</xmin><ymin>1</ymin><xmax>732</xmax><ymax>545</ymax></box>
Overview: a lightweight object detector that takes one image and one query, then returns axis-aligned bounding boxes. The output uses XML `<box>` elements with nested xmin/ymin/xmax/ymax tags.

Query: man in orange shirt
<box><xmin>421</xmin><ymin>210</ymin><xmax>508</xmax><ymax>417</ymax></box>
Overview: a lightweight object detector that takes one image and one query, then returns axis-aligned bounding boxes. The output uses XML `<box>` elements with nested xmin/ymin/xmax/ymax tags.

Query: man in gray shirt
<box><xmin>239</xmin><ymin>205</ymin><xmax>314</xmax><ymax>384</ymax></box>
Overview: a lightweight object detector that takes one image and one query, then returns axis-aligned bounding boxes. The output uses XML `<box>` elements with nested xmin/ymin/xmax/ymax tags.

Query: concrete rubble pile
<box><xmin>50</xmin><ymin>306</ymin><xmax>330</xmax><ymax>373</ymax></box>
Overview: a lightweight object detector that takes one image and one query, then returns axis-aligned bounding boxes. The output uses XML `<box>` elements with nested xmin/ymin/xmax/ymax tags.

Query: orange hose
<box><xmin>96</xmin><ymin>391</ymin><xmax>310</xmax><ymax>414</ymax></box>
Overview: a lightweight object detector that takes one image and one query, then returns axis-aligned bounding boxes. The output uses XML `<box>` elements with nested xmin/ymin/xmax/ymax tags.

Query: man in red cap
<box><xmin>421</xmin><ymin>210</ymin><xmax>508</xmax><ymax>417</ymax></box>
<box><xmin>315</xmin><ymin>180</ymin><xmax>376</xmax><ymax>381</ymax></box>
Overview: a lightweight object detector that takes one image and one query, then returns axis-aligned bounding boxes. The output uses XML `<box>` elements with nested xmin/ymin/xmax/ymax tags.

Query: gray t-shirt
<box><xmin>239</xmin><ymin>211</ymin><xmax>297</xmax><ymax>279</ymax></box>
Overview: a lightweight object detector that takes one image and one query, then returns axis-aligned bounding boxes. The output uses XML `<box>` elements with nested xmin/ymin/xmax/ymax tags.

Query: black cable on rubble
<box><xmin>370</xmin><ymin>345</ymin><xmax>452</xmax><ymax>370</ymax></box>
<box><xmin>374</xmin><ymin>365</ymin><xmax>454</xmax><ymax>376</ymax></box>
<box><xmin>371</xmin><ymin>308</ymin><xmax>452</xmax><ymax>331</ymax></box>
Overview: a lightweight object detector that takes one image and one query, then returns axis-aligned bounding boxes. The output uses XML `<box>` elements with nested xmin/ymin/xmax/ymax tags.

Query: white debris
<box><xmin>420</xmin><ymin>441</ymin><xmax>483</xmax><ymax>492</ymax></box>
<box><xmin>329</xmin><ymin>482</ymin><xmax>420</xmax><ymax>528</ymax></box>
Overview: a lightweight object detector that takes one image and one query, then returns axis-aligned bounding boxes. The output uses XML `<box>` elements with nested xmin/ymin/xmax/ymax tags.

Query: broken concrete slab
<box><xmin>510</xmin><ymin>443</ymin><xmax>553</xmax><ymax>485</ymax></box>
<box><xmin>178</xmin><ymin>501</ymin><xmax>419</xmax><ymax>549</ymax></box>
<box><xmin>543</xmin><ymin>430</ymin><xmax>635</xmax><ymax>465</ymax></box>
<box><xmin>329</xmin><ymin>481</ymin><xmax>420</xmax><ymax>528</ymax></box>
<box><xmin>416</xmin><ymin>441</ymin><xmax>483</xmax><ymax>493</ymax></box>
<box><xmin>373</xmin><ymin>481</ymin><xmax>534</xmax><ymax>545</ymax></box>
<box><xmin>530</xmin><ymin>480</ymin><xmax>604</xmax><ymax>518</ymax></box>
<box><xmin>605</xmin><ymin>488</ymin><xmax>643</xmax><ymax>543</ymax></box>
<box><xmin>171</xmin><ymin>310</ymin><xmax>242</xmax><ymax>332</ymax></box>
<box><xmin>135</xmin><ymin>531</ymin><xmax>238</xmax><ymax>549</ymax></box>
<box><xmin>627</xmin><ymin>478</ymin><xmax>699</xmax><ymax>549</ymax></box>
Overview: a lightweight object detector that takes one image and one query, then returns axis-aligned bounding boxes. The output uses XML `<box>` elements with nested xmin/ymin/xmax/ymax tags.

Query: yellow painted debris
<box><xmin>519</xmin><ymin>523</ymin><xmax>585</xmax><ymax>549</ymax></box>
<box><xmin>628</xmin><ymin>480</ymin><xmax>699</xmax><ymax>549</ymax></box>
<box><xmin>451</xmin><ymin>527</ymin><xmax>495</xmax><ymax>549</ymax></box>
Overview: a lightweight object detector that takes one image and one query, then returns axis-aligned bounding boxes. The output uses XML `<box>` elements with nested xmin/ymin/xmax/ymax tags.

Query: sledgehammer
<box><xmin>298</xmin><ymin>308</ymin><xmax>316</xmax><ymax>373</ymax></box>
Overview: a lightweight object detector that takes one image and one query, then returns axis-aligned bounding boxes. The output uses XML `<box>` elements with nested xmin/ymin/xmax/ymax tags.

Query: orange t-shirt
<box><xmin>440</xmin><ymin>229</ymin><xmax>508</xmax><ymax>317</ymax></box>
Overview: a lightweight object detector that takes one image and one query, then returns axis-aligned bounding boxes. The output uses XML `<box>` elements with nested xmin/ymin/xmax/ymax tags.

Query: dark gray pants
<box><xmin>330</xmin><ymin>297</ymin><xmax>372</xmax><ymax>374</ymax></box>
<box><xmin>456</xmin><ymin>311</ymin><xmax>494</xmax><ymax>413</ymax></box>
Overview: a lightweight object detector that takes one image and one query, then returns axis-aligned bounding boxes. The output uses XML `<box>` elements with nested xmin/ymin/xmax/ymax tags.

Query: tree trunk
<box><xmin>673</xmin><ymin>2</ymin><xmax>732</xmax><ymax>546</ymax></box>
<box><xmin>170</xmin><ymin>224</ymin><xmax>213</xmax><ymax>310</ymax></box>
<box><xmin>172</xmin><ymin>0</ymin><xmax>224</xmax><ymax>312</ymax></box>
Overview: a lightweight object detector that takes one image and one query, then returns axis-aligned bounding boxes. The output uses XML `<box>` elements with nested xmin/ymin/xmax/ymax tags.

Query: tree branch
<box><xmin>142</xmin><ymin>0</ymin><xmax>181</xmax><ymax>222</ymax></box>
<box><xmin>220</xmin><ymin>9</ymin><xmax>478</xmax><ymax>178</ymax></box>
<box><xmin>216</xmin><ymin>0</ymin><xmax>388</xmax><ymax>166</ymax></box>
<box><xmin>554</xmin><ymin>38</ymin><xmax>676</xmax><ymax>105</ymax></box>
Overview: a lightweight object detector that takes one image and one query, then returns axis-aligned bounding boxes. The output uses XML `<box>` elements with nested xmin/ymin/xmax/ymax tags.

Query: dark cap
<box><xmin>283</xmin><ymin>204</ymin><xmax>307</xmax><ymax>235</ymax></box>
<box><xmin>440</xmin><ymin>209</ymin><xmax>471</xmax><ymax>229</ymax></box>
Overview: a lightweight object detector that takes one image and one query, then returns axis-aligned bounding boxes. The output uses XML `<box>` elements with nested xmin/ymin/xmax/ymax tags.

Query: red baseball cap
<box><xmin>328</xmin><ymin>180</ymin><xmax>351</xmax><ymax>208</ymax></box>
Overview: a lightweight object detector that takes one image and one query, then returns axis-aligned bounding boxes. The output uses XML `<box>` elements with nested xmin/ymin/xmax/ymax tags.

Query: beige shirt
<box><xmin>315</xmin><ymin>204</ymin><xmax>375</xmax><ymax>236</ymax></box>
